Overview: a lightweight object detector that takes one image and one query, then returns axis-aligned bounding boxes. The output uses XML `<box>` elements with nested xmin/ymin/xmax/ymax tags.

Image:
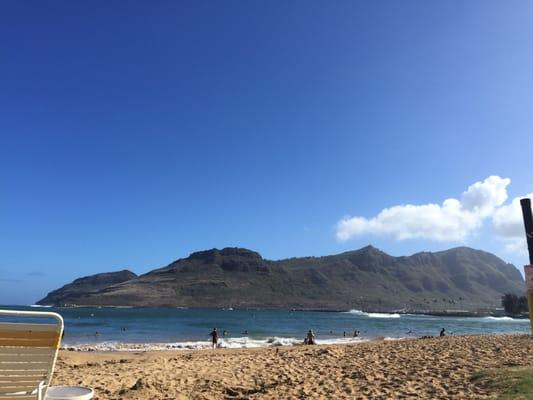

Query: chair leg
<box><xmin>38</xmin><ymin>381</ymin><xmax>45</xmax><ymax>400</ymax></box>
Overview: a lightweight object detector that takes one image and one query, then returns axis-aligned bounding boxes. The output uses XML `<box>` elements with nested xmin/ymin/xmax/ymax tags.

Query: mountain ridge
<box><xmin>37</xmin><ymin>246</ymin><xmax>524</xmax><ymax>312</ymax></box>
<box><xmin>38</xmin><ymin>269</ymin><xmax>138</xmax><ymax>306</ymax></box>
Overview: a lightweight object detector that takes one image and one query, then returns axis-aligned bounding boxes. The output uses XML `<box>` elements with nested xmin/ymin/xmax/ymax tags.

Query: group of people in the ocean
<box><xmin>208</xmin><ymin>327</ymin><xmax>450</xmax><ymax>349</ymax></box>
<box><xmin>209</xmin><ymin>327</ymin><xmax>250</xmax><ymax>349</ymax></box>
<box><xmin>209</xmin><ymin>327</ymin><xmax>366</xmax><ymax>348</ymax></box>
<box><xmin>304</xmin><ymin>329</ymin><xmax>362</xmax><ymax>345</ymax></box>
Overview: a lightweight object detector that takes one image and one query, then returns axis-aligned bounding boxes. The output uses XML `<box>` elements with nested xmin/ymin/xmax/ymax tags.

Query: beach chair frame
<box><xmin>0</xmin><ymin>309</ymin><xmax>64</xmax><ymax>400</ymax></box>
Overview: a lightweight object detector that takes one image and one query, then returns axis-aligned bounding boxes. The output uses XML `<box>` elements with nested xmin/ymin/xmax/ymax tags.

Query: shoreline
<box><xmin>60</xmin><ymin>326</ymin><xmax>524</xmax><ymax>353</ymax></box>
<box><xmin>52</xmin><ymin>333</ymin><xmax>533</xmax><ymax>399</ymax></box>
<box><xmin>61</xmin><ymin>335</ymin><xmax>377</xmax><ymax>352</ymax></box>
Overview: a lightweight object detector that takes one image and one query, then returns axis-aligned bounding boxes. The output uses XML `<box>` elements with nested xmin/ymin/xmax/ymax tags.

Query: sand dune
<box><xmin>53</xmin><ymin>334</ymin><xmax>533</xmax><ymax>399</ymax></box>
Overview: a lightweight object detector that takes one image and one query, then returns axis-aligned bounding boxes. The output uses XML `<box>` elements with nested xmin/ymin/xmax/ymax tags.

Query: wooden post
<box><xmin>525</xmin><ymin>265</ymin><xmax>533</xmax><ymax>333</ymax></box>
<box><xmin>520</xmin><ymin>198</ymin><xmax>533</xmax><ymax>333</ymax></box>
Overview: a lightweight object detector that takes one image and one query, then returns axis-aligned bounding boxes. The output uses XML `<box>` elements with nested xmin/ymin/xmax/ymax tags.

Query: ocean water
<box><xmin>1</xmin><ymin>305</ymin><xmax>530</xmax><ymax>351</ymax></box>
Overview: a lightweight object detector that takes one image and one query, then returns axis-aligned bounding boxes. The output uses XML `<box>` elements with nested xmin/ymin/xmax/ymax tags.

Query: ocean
<box><xmin>2</xmin><ymin>305</ymin><xmax>530</xmax><ymax>351</ymax></box>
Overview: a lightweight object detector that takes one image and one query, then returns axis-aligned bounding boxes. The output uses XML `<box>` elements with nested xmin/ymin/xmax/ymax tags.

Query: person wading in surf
<box><xmin>305</xmin><ymin>330</ymin><xmax>316</xmax><ymax>345</ymax></box>
<box><xmin>210</xmin><ymin>327</ymin><xmax>219</xmax><ymax>349</ymax></box>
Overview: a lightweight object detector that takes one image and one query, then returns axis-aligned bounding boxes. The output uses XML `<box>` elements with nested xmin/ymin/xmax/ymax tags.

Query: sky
<box><xmin>1</xmin><ymin>1</ymin><xmax>532</xmax><ymax>305</ymax></box>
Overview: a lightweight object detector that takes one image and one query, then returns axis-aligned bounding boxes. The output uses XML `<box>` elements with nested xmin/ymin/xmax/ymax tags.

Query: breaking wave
<box><xmin>61</xmin><ymin>336</ymin><xmax>371</xmax><ymax>352</ymax></box>
<box><xmin>345</xmin><ymin>309</ymin><xmax>401</xmax><ymax>318</ymax></box>
<box><xmin>481</xmin><ymin>316</ymin><xmax>528</xmax><ymax>322</ymax></box>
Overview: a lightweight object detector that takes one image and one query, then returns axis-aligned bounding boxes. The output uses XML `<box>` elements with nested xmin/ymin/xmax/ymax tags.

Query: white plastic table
<box><xmin>46</xmin><ymin>386</ymin><xmax>94</xmax><ymax>400</ymax></box>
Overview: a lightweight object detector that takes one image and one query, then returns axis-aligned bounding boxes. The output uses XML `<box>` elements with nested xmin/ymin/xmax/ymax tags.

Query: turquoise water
<box><xmin>1</xmin><ymin>306</ymin><xmax>530</xmax><ymax>350</ymax></box>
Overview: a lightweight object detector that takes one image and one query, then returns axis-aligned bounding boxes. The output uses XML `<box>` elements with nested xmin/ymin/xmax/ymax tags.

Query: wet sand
<box><xmin>53</xmin><ymin>334</ymin><xmax>533</xmax><ymax>399</ymax></box>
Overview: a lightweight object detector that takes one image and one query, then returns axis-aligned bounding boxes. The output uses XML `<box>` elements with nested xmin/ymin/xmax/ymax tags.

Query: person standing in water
<box><xmin>210</xmin><ymin>328</ymin><xmax>219</xmax><ymax>349</ymax></box>
<box><xmin>306</xmin><ymin>330</ymin><xmax>316</xmax><ymax>345</ymax></box>
<box><xmin>440</xmin><ymin>328</ymin><xmax>446</xmax><ymax>337</ymax></box>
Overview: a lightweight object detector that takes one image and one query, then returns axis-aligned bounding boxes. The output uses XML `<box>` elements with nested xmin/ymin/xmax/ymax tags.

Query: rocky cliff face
<box><xmin>37</xmin><ymin>246</ymin><xmax>524</xmax><ymax>311</ymax></box>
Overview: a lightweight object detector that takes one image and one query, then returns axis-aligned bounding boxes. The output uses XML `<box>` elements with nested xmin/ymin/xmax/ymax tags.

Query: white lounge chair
<box><xmin>0</xmin><ymin>309</ymin><xmax>64</xmax><ymax>400</ymax></box>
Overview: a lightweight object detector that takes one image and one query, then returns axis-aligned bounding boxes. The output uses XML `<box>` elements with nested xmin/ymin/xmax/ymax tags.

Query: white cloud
<box><xmin>336</xmin><ymin>176</ymin><xmax>511</xmax><ymax>242</ymax></box>
<box><xmin>461</xmin><ymin>176</ymin><xmax>511</xmax><ymax>217</ymax></box>
<box><xmin>492</xmin><ymin>193</ymin><xmax>533</xmax><ymax>255</ymax></box>
<box><xmin>501</xmin><ymin>238</ymin><xmax>527</xmax><ymax>255</ymax></box>
<box><xmin>492</xmin><ymin>194</ymin><xmax>533</xmax><ymax>238</ymax></box>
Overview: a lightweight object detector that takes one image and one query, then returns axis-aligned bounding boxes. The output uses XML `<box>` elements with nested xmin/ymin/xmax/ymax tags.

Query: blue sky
<box><xmin>1</xmin><ymin>1</ymin><xmax>532</xmax><ymax>304</ymax></box>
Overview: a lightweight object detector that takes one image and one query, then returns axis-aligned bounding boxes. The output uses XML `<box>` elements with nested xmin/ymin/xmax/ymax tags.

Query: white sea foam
<box><xmin>315</xmin><ymin>337</ymin><xmax>369</xmax><ymax>345</ymax></box>
<box><xmin>367</xmin><ymin>313</ymin><xmax>401</xmax><ymax>319</ymax></box>
<box><xmin>481</xmin><ymin>316</ymin><xmax>528</xmax><ymax>322</ymax></box>
<box><xmin>345</xmin><ymin>309</ymin><xmax>401</xmax><ymax>318</ymax></box>
<box><xmin>62</xmin><ymin>335</ymin><xmax>372</xmax><ymax>352</ymax></box>
<box><xmin>63</xmin><ymin>341</ymin><xmax>211</xmax><ymax>352</ymax></box>
<box><xmin>345</xmin><ymin>309</ymin><xmax>366</xmax><ymax>315</ymax></box>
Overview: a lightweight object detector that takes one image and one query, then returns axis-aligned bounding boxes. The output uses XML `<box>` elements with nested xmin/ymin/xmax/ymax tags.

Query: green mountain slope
<box><xmin>37</xmin><ymin>270</ymin><xmax>137</xmax><ymax>306</ymax></box>
<box><xmin>37</xmin><ymin>246</ymin><xmax>524</xmax><ymax>311</ymax></box>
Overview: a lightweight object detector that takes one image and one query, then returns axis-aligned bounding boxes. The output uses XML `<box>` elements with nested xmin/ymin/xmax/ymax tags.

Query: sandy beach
<box><xmin>51</xmin><ymin>334</ymin><xmax>533</xmax><ymax>399</ymax></box>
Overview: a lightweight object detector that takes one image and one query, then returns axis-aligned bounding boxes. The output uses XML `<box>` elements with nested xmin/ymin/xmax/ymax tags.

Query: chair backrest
<box><xmin>0</xmin><ymin>310</ymin><xmax>64</xmax><ymax>400</ymax></box>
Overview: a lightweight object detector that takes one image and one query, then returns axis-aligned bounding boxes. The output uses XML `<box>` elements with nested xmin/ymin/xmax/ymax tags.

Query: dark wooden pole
<box><xmin>520</xmin><ymin>198</ymin><xmax>533</xmax><ymax>333</ymax></box>
<box><xmin>520</xmin><ymin>198</ymin><xmax>533</xmax><ymax>265</ymax></box>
